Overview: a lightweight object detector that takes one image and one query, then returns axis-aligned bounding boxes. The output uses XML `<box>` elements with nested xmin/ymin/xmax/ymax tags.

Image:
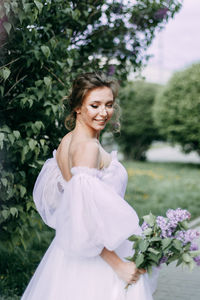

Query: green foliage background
<box><xmin>0</xmin><ymin>0</ymin><xmax>182</xmax><ymax>296</ymax></box>
<box><xmin>153</xmin><ymin>63</ymin><xmax>200</xmax><ymax>154</ymax></box>
<box><xmin>117</xmin><ymin>81</ymin><xmax>162</xmax><ymax>160</ymax></box>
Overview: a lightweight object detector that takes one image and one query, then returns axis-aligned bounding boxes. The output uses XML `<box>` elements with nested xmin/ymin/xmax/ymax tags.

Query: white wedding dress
<box><xmin>21</xmin><ymin>150</ymin><xmax>157</xmax><ymax>300</ymax></box>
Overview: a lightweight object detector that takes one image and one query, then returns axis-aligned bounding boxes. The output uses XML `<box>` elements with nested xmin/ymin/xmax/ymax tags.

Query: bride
<box><xmin>21</xmin><ymin>71</ymin><xmax>157</xmax><ymax>299</ymax></box>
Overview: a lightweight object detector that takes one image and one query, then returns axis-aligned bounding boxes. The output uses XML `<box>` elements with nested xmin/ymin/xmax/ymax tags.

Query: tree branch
<box><xmin>0</xmin><ymin>58</ymin><xmax>20</xmax><ymax>69</ymax></box>
<box><xmin>5</xmin><ymin>75</ymin><xmax>27</xmax><ymax>97</ymax></box>
<box><xmin>43</xmin><ymin>65</ymin><xmax>65</xmax><ymax>87</ymax></box>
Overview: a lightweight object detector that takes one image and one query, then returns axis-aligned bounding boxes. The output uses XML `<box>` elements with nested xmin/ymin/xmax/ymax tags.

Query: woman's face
<box><xmin>76</xmin><ymin>86</ymin><xmax>114</xmax><ymax>132</ymax></box>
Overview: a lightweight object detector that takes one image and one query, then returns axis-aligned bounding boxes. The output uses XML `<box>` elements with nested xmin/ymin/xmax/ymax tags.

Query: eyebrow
<box><xmin>90</xmin><ymin>100</ymin><xmax>114</xmax><ymax>103</ymax></box>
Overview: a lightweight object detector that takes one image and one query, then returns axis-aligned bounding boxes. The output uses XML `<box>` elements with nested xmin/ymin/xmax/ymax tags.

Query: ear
<box><xmin>74</xmin><ymin>106</ymin><xmax>81</xmax><ymax>114</ymax></box>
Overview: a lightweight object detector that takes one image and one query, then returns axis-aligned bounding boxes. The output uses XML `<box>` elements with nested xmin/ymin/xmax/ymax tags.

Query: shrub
<box><xmin>117</xmin><ymin>81</ymin><xmax>161</xmax><ymax>160</ymax></box>
<box><xmin>153</xmin><ymin>63</ymin><xmax>200</xmax><ymax>155</ymax></box>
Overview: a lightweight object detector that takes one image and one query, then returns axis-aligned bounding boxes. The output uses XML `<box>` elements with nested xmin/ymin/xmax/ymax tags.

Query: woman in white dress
<box><xmin>21</xmin><ymin>72</ymin><xmax>156</xmax><ymax>300</ymax></box>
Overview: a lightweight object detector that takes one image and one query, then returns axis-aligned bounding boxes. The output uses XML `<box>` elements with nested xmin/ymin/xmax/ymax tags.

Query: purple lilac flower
<box><xmin>107</xmin><ymin>65</ymin><xmax>115</xmax><ymax>76</ymax></box>
<box><xmin>166</xmin><ymin>208</ymin><xmax>191</xmax><ymax>225</ymax></box>
<box><xmin>159</xmin><ymin>256</ymin><xmax>168</xmax><ymax>264</ymax></box>
<box><xmin>156</xmin><ymin>216</ymin><xmax>173</xmax><ymax>238</ymax></box>
<box><xmin>190</xmin><ymin>243</ymin><xmax>199</xmax><ymax>251</ymax></box>
<box><xmin>141</xmin><ymin>222</ymin><xmax>149</xmax><ymax>231</ymax></box>
<box><xmin>194</xmin><ymin>256</ymin><xmax>200</xmax><ymax>266</ymax></box>
<box><xmin>184</xmin><ymin>229</ymin><xmax>200</xmax><ymax>243</ymax></box>
<box><xmin>154</xmin><ymin>8</ymin><xmax>168</xmax><ymax>20</ymax></box>
<box><xmin>176</xmin><ymin>230</ymin><xmax>185</xmax><ymax>242</ymax></box>
<box><xmin>156</xmin><ymin>216</ymin><xmax>168</xmax><ymax>230</ymax></box>
<box><xmin>176</xmin><ymin>229</ymin><xmax>200</xmax><ymax>244</ymax></box>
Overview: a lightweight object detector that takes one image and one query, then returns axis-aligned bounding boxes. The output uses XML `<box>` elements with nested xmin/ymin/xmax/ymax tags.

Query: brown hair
<box><xmin>64</xmin><ymin>71</ymin><xmax>120</xmax><ymax>132</ymax></box>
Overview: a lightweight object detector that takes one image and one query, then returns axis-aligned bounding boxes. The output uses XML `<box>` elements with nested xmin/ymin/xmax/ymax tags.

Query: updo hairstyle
<box><xmin>64</xmin><ymin>71</ymin><xmax>120</xmax><ymax>132</ymax></box>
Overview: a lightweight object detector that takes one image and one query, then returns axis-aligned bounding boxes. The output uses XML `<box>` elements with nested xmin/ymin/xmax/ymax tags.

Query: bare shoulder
<box><xmin>56</xmin><ymin>132</ymin><xmax>72</xmax><ymax>161</ymax></box>
<box><xmin>71</xmin><ymin>139</ymin><xmax>100</xmax><ymax>169</ymax></box>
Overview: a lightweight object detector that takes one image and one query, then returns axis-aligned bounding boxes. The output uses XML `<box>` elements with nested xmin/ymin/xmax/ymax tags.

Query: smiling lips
<box><xmin>94</xmin><ymin>119</ymin><xmax>107</xmax><ymax>123</ymax></box>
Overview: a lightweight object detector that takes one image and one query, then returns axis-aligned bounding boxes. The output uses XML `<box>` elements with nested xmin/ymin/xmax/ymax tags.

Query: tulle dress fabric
<box><xmin>21</xmin><ymin>150</ymin><xmax>157</xmax><ymax>300</ymax></box>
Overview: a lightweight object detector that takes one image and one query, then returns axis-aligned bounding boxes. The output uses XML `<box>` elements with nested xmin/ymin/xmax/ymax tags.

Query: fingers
<box><xmin>129</xmin><ymin>273</ymin><xmax>139</xmax><ymax>284</ymax></box>
<box><xmin>129</xmin><ymin>268</ymin><xmax>146</xmax><ymax>284</ymax></box>
<box><xmin>138</xmin><ymin>268</ymin><xmax>146</xmax><ymax>274</ymax></box>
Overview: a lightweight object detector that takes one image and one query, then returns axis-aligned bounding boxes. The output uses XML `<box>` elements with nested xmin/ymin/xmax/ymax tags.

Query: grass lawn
<box><xmin>123</xmin><ymin>160</ymin><xmax>200</xmax><ymax>223</ymax></box>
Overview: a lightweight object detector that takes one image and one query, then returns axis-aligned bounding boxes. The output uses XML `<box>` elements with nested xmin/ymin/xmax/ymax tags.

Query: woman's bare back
<box><xmin>56</xmin><ymin>132</ymin><xmax>112</xmax><ymax>182</ymax></box>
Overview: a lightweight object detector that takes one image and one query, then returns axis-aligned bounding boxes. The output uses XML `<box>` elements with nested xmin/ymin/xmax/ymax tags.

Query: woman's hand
<box><xmin>114</xmin><ymin>261</ymin><xmax>146</xmax><ymax>285</ymax></box>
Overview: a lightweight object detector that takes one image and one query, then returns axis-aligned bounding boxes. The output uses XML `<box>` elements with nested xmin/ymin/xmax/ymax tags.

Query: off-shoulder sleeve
<box><xmin>55</xmin><ymin>167</ymin><xmax>141</xmax><ymax>258</ymax></box>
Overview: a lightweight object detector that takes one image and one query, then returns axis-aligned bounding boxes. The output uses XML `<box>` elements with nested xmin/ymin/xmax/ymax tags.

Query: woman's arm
<box><xmin>100</xmin><ymin>247</ymin><xmax>146</xmax><ymax>284</ymax></box>
<box><xmin>100</xmin><ymin>247</ymin><xmax>122</xmax><ymax>271</ymax></box>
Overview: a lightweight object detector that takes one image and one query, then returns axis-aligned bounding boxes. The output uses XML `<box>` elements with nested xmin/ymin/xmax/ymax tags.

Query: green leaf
<box><xmin>143</xmin><ymin>212</ymin><xmax>156</xmax><ymax>227</ymax></box>
<box><xmin>21</xmin><ymin>145</ymin><xmax>29</xmax><ymax>163</ymax></box>
<box><xmin>3</xmin><ymin>22</ymin><xmax>12</xmax><ymax>34</ymax></box>
<box><xmin>148</xmin><ymin>247</ymin><xmax>160</xmax><ymax>255</ymax></box>
<box><xmin>67</xmin><ymin>58</ymin><xmax>73</xmax><ymax>67</ymax></box>
<box><xmin>176</xmin><ymin>257</ymin><xmax>183</xmax><ymax>267</ymax></box>
<box><xmin>167</xmin><ymin>253</ymin><xmax>180</xmax><ymax>264</ymax></box>
<box><xmin>19</xmin><ymin>185</ymin><xmax>26</xmax><ymax>198</ymax></box>
<box><xmin>148</xmin><ymin>252</ymin><xmax>160</xmax><ymax>263</ymax></box>
<box><xmin>182</xmin><ymin>253</ymin><xmax>193</xmax><ymax>263</ymax></box>
<box><xmin>34</xmin><ymin>121</ymin><xmax>44</xmax><ymax>131</ymax></box>
<box><xmin>13</xmin><ymin>130</ymin><xmax>20</xmax><ymax>139</ymax></box>
<box><xmin>35</xmin><ymin>80</ymin><xmax>43</xmax><ymax>87</ymax></box>
<box><xmin>150</xmin><ymin>236</ymin><xmax>161</xmax><ymax>242</ymax></box>
<box><xmin>128</xmin><ymin>234</ymin><xmax>141</xmax><ymax>242</ymax></box>
<box><xmin>34</xmin><ymin>0</ymin><xmax>43</xmax><ymax>13</ymax></box>
<box><xmin>147</xmin><ymin>264</ymin><xmax>153</xmax><ymax>274</ymax></box>
<box><xmin>180</xmin><ymin>220</ymin><xmax>189</xmax><ymax>230</ymax></box>
<box><xmin>0</xmin><ymin>132</ymin><xmax>5</xmax><ymax>141</ymax></box>
<box><xmin>1</xmin><ymin>178</ymin><xmax>8</xmax><ymax>187</ymax></box>
<box><xmin>44</xmin><ymin>76</ymin><xmax>52</xmax><ymax>87</ymax></box>
<box><xmin>26</xmin><ymin>201</ymin><xmax>34</xmax><ymax>211</ymax></box>
<box><xmin>41</xmin><ymin>45</ymin><xmax>51</xmax><ymax>58</ymax></box>
<box><xmin>2</xmin><ymin>209</ymin><xmax>10</xmax><ymax>220</ymax></box>
<box><xmin>139</xmin><ymin>239</ymin><xmax>149</xmax><ymax>252</ymax></box>
<box><xmin>173</xmin><ymin>239</ymin><xmax>183</xmax><ymax>251</ymax></box>
<box><xmin>40</xmin><ymin>139</ymin><xmax>45</xmax><ymax>147</ymax></box>
<box><xmin>0</xmin><ymin>85</ymin><xmax>4</xmax><ymax>96</ymax></box>
<box><xmin>8</xmin><ymin>133</ymin><xmax>15</xmax><ymax>145</ymax></box>
<box><xmin>56</xmin><ymin>60</ymin><xmax>65</xmax><ymax>68</ymax></box>
<box><xmin>0</xmin><ymin>67</ymin><xmax>11</xmax><ymax>80</ymax></box>
<box><xmin>162</xmin><ymin>238</ymin><xmax>172</xmax><ymax>250</ymax></box>
<box><xmin>3</xmin><ymin>2</ymin><xmax>10</xmax><ymax>14</ymax></box>
<box><xmin>124</xmin><ymin>256</ymin><xmax>133</xmax><ymax>262</ymax></box>
<box><xmin>188</xmin><ymin>260</ymin><xmax>195</xmax><ymax>271</ymax></box>
<box><xmin>20</xmin><ymin>237</ymin><xmax>27</xmax><ymax>250</ymax></box>
<box><xmin>23</xmin><ymin>3</ymin><xmax>31</xmax><ymax>13</ymax></box>
<box><xmin>28</xmin><ymin>139</ymin><xmax>37</xmax><ymax>150</ymax></box>
<box><xmin>135</xmin><ymin>253</ymin><xmax>144</xmax><ymax>268</ymax></box>
<box><xmin>190</xmin><ymin>250</ymin><xmax>200</xmax><ymax>258</ymax></box>
<box><xmin>0</xmin><ymin>125</ymin><xmax>11</xmax><ymax>133</ymax></box>
<box><xmin>10</xmin><ymin>207</ymin><xmax>18</xmax><ymax>217</ymax></box>
<box><xmin>143</xmin><ymin>228</ymin><xmax>153</xmax><ymax>236</ymax></box>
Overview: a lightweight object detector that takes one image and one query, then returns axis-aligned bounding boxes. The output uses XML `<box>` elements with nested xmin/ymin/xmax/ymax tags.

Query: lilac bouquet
<box><xmin>126</xmin><ymin>208</ymin><xmax>200</xmax><ymax>274</ymax></box>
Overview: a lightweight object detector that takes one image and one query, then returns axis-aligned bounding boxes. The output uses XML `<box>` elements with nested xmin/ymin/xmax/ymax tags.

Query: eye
<box><xmin>106</xmin><ymin>104</ymin><xmax>113</xmax><ymax>108</ymax></box>
<box><xmin>91</xmin><ymin>104</ymin><xmax>98</xmax><ymax>109</ymax></box>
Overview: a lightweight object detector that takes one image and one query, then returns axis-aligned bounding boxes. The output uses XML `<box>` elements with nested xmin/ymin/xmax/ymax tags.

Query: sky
<box><xmin>130</xmin><ymin>0</ymin><xmax>200</xmax><ymax>84</ymax></box>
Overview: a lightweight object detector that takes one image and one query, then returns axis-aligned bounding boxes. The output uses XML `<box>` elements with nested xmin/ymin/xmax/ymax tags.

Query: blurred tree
<box><xmin>0</xmin><ymin>0</ymin><xmax>182</xmax><ymax>295</ymax></box>
<box><xmin>117</xmin><ymin>81</ymin><xmax>161</xmax><ymax>160</ymax></box>
<box><xmin>153</xmin><ymin>63</ymin><xmax>200</xmax><ymax>155</ymax></box>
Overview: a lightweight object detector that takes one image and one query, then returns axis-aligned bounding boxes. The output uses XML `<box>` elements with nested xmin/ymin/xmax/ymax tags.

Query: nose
<box><xmin>99</xmin><ymin>106</ymin><xmax>108</xmax><ymax>117</ymax></box>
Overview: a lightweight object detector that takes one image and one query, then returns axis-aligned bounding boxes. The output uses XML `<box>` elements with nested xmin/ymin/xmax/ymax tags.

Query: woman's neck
<box><xmin>73</xmin><ymin>119</ymin><xmax>100</xmax><ymax>140</ymax></box>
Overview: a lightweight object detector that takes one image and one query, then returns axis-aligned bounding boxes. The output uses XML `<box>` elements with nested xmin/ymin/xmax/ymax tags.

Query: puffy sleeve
<box><xmin>55</xmin><ymin>167</ymin><xmax>141</xmax><ymax>258</ymax></box>
<box><xmin>33</xmin><ymin>158</ymin><xmax>64</xmax><ymax>229</ymax></box>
